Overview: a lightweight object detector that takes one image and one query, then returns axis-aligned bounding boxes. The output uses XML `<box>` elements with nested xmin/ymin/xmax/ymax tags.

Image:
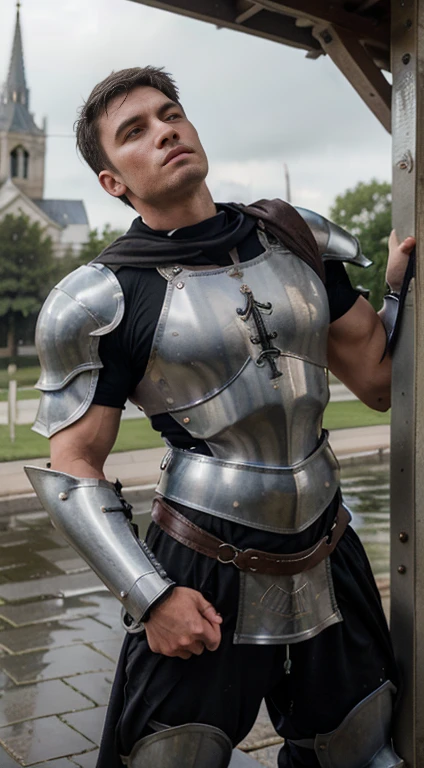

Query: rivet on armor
<box><xmin>166</xmin><ymin>397</ymin><xmax>174</xmax><ymax>404</ymax></box>
<box><xmin>172</xmin><ymin>267</ymin><xmax>182</xmax><ymax>275</ymax></box>
<box><xmin>319</xmin><ymin>745</ymin><xmax>327</xmax><ymax>751</ymax></box>
<box><xmin>233</xmin><ymin>501</ymin><xmax>240</xmax><ymax>508</ymax></box>
<box><xmin>176</xmin><ymin>281</ymin><xmax>185</xmax><ymax>289</ymax></box>
<box><xmin>399</xmin><ymin>531</ymin><xmax>409</xmax><ymax>543</ymax></box>
<box><xmin>398</xmin><ymin>565</ymin><xmax>407</xmax><ymax>575</ymax></box>
<box><xmin>273</xmin><ymin>383</ymin><xmax>280</xmax><ymax>390</ymax></box>
<box><xmin>120</xmin><ymin>590</ymin><xmax>128</xmax><ymax>599</ymax></box>
<box><xmin>172</xmin><ymin>331</ymin><xmax>179</xmax><ymax>337</ymax></box>
<box><xmin>101</xmin><ymin>506</ymin><xmax>107</xmax><ymax>513</ymax></box>
<box><xmin>324</xmin><ymin>481</ymin><xmax>330</xmax><ymax>488</ymax></box>
<box><xmin>58</xmin><ymin>492</ymin><xmax>68</xmax><ymax>501</ymax></box>
<box><xmin>183</xmin><ymin>417</ymin><xmax>190</xmax><ymax>424</ymax></box>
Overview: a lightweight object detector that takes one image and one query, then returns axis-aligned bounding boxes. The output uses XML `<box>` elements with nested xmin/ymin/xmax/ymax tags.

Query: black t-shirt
<box><xmin>93</xmin><ymin>212</ymin><xmax>360</xmax><ymax>447</ymax></box>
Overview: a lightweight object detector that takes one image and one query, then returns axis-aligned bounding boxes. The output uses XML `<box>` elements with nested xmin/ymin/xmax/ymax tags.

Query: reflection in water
<box><xmin>341</xmin><ymin>459</ymin><xmax>390</xmax><ymax>578</ymax></box>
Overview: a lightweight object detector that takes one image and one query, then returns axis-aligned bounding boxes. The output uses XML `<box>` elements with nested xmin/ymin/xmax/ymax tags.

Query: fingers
<box><xmin>200</xmin><ymin>618</ymin><xmax>222</xmax><ymax>652</ymax></box>
<box><xmin>400</xmin><ymin>236</ymin><xmax>416</xmax><ymax>254</ymax></box>
<box><xmin>201</xmin><ymin>604</ymin><xmax>223</xmax><ymax>625</ymax></box>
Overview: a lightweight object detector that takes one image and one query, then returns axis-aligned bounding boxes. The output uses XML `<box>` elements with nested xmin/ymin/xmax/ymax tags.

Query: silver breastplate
<box><xmin>133</xmin><ymin>233</ymin><xmax>330</xmax><ymax>467</ymax></box>
<box><xmin>135</xmin><ymin>234</ymin><xmax>342</xmax><ymax>645</ymax></box>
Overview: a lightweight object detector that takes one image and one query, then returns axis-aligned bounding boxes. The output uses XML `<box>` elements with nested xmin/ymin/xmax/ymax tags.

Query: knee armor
<box><xmin>288</xmin><ymin>681</ymin><xmax>403</xmax><ymax>768</ymax></box>
<box><xmin>120</xmin><ymin>723</ymin><xmax>233</xmax><ymax>768</ymax></box>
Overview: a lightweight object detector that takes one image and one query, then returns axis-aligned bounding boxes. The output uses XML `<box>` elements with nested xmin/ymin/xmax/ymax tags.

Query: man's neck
<box><xmin>134</xmin><ymin>184</ymin><xmax>217</xmax><ymax>231</ymax></box>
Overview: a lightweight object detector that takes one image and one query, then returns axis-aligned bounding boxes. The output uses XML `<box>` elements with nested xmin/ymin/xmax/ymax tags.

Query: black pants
<box><xmin>97</xmin><ymin>496</ymin><xmax>397</xmax><ymax>768</ymax></box>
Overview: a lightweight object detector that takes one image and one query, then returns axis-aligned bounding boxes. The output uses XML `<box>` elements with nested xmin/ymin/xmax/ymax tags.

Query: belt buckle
<box><xmin>217</xmin><ymin>542</ymin><xmax>240</xmax><ymax>566</ymax></box>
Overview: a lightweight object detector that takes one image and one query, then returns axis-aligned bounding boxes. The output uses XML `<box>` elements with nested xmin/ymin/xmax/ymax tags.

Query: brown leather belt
<box><xmin>151</xmin><ymin>497</ymin><xmax>351</xmax><ymax>577</ymax></box>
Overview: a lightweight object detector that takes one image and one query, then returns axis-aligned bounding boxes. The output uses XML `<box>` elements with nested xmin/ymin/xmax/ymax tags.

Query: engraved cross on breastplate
<box><xmin>237</xmin><ymin>284</ymin><xmax>282</xmax><ymax>380</ymax></box>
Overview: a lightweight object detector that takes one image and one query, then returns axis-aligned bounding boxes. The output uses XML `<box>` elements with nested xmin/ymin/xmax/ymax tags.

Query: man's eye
<box><xmin>126</xmin><ymin>127</ymin><xmax>142</xmax><ymax>139</ymax></box>
<box><xmin>166</xmin><ymin>114</ymin><xmax>179</xmax><ymax>121</ymax></box>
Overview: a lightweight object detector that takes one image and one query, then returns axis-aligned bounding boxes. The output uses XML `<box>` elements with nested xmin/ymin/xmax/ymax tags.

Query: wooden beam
<box><xmin>235</xmin><ymin>2</ymin><xmax>263</xmax><ymax>24</ymax></box>
<box><xmin>128</xmin><ymin>0</ymin><xmax>321</xmax><ymax>51</ymax></box>
<box><xmin>252</xmin><ymin>0</ymin><xmax>389</xmax><ymax>46</ymax></box>
<box><xmin>312</xmin><ymin>23</ymin><xmax>391</xmax><ymax>132</ymax></box>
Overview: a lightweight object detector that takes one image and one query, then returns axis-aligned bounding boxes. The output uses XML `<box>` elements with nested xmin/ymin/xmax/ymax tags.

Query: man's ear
<box><xmin>99</xmin><ymin>169</ymin><xmax>127</xmax><ymax>198</ymax></box>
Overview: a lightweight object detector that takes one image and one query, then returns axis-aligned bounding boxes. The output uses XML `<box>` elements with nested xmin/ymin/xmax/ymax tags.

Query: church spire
<box><xmin>5</xmin><ymin>2</ymin><xmax>29</xmax><ymax>109</ymax></box>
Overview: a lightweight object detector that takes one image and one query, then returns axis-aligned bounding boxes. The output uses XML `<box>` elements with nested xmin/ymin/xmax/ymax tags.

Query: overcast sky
<box><xmin>1</xmin><ymin>0</ymin><xmax>392</xmax><ymax>233</ymax></box>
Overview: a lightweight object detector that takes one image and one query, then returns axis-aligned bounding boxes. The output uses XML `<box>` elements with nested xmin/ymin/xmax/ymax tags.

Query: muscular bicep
<box><xmin>50</xmin><ymin>405</ymin><xmax>122</xmax><ymax>478</ymax></box>
<box><xmin>327</xmin><ymin>296</ymin><xmax>391</xmax><ymax>411</ymax></box>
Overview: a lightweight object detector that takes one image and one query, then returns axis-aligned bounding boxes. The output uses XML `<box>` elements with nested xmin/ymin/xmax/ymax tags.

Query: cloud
<box><xmin>0</xmin><ymin>0</ymin><xmax>391</xmax><ymax>230</ymax></box>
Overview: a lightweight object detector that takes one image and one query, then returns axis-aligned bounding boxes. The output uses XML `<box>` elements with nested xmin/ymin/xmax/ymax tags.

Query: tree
<box><xmin>72</xmin><ymin>224</ymin><xmax>124</xmax><ymax>267</ymax></box>
<box><xmin>329</xmin><ymin>179</ymin><xmax>391</xmax><ymax>310</ymax></box>
<box><xmin>0</xmin><ymin>213</ymin><xmax>60</xmax><ymax>357</ymax></box>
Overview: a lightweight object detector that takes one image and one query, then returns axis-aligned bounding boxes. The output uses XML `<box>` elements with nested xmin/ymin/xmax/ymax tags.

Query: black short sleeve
<box><xmin>325</xmin><ymin>260</ymin><xmax>361</xmax><ymax>323</ymax></box>
<box><xmin>92</xmin><ymin>267</ymin><xmax>167</xmax><ymax>409</ymax></box>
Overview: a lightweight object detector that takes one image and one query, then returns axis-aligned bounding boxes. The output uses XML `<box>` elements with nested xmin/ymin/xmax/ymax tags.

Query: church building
<box><xmin>0</xmin><ymin>3</ymin><xmax>89</xmax><ymax>254</ymax></box>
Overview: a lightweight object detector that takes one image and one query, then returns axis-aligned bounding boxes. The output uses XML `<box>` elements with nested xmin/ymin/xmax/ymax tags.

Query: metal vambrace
<box><xmin>379</xmin><ymin>292</ymin><xmax>400</xmax><ymax>357</ymax></box>
<box><xmin>24</xmin><ymin>466</ymin><xmax>175</xmax><ymax>623</ymax></box>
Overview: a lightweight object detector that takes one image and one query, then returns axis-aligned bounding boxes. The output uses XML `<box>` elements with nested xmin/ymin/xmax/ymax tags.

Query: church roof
<box><xmin>32</xmin><ymin>199</ymin><xmax>89</xmax><ymax>227</ymax></box>
<box><xmin>0</xmin><ymin>3</ymin><xmax>43</xmax><ymax>136</ymax></box>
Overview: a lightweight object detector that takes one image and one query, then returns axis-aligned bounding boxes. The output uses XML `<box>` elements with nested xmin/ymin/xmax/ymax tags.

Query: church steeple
<box><xmin>0</xmin><ymin>1</ymin><xmax>46</xmax><ymax>199</ymax></box>
<box><xmin>5</xmin><ymin>2</ymin><xmax>29</xmax><ymax>109</ymax></box>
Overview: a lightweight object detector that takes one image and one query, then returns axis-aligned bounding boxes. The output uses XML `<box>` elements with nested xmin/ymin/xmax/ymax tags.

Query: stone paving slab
<box><xmin>33</xmin><ymin>761</ymin><xmax>76</xmax><ymax>768</ymax></box>
<box><xmin>0</xmin><ymin>559</ymin><xmax>63</xmax><ymax>584</ymax></box>
<box><xmin>0</xmin><ymin>743</ymin><xmax>22</xmax><ymax>766</ymax></box>
<box><xmin>238</xmin><ymin>704</ymin><xmax>275</xmax><ymax>751</ymax></box>
<box><xmin>61</xmin><ymin>707</ymin><xmax>107</xmax><ymax>745</ymax></box>
<box><xmin>0</xmin><ymin>617</ymin><xmax>119</xmax><ymax>654</ymax></box>
<box><xmin>0</xmin><ymin>715</ymin><xmax>95</xmax><ymax>765</ymax></box>
<box><xmin>0</xmin><ymin>572</ymin><xmax>106</xmax><ymax>603</ymax></box>
<box><xmin>0</xmin><ymin>594</ymin><xmax>115</xmax><ymax>628</ymax></box>
<box><xmin>230</xmin><ymin>749</ymin><xmax>264</xmax><ymax>766</ymax></box>
<box><xmin>87</xmin><ymin>638</ymin><xmax>122</xmax><ymax>663</ymax></box>
<box><xmin>0</xmin><ymin>679</ymin><xmax>94</xmax><ymax>727</ymax></box>
<box><xmin>248</xmin><ymin>743</ymin><xmax>282</xmax><ymax>767</ymax></box>
<box><xmin>64</xmin><ymin>672</ymin><xmax>114</xmax><ymax>707</ymax></box>
<box><xmin>69</xmin><ymin>751</ymin><xmax>99</xmax><ymax>768</ymax></box>
<box><xmin>0</xmin><ymin>645</ymin><xmax>115</xmax><ymax>685</ymax></box>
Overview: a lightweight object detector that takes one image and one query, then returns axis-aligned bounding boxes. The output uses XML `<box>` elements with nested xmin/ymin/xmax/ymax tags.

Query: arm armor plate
<box><xmin>294</xmin><ymin>207</ymin><xmax>372</xmax><ymax>268</ymax></box>
<box><xmin>24</xmin><ymin>466</ymin><xmax>175</xmax><ymax>623</ymax></box>
<box><xmin>33</xmin><ymin>263</ymin><xmax>125</xmax><ymax>438</ymax></box>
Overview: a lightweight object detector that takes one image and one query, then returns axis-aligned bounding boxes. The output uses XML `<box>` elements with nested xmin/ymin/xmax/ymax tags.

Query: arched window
<box><xmin>10</xmin><ymin>146</ymin><xmax>29</xmax><ymax>179</ymax></box>
<box><xmin>23</xmin><ymin>150</ymin><xmax>29</xmax><ymax>179</ymax></box>
<box><xmin>10</xmin><ymin>147</ymin><xmax>19</xmax><ymax>177</ymax></box>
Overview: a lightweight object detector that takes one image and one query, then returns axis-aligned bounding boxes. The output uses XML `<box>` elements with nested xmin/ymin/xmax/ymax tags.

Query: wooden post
<box><xmin>390</xmin><ymin>0</ymin><xmax>424</xmax><ymax>763</ymax></box>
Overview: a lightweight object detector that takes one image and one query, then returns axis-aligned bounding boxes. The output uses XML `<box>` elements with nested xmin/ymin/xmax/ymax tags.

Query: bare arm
<box><xmin>328</xmin><ymin>297</ymin><xmax>391</xmax><ymax>411</ymax></box>
<box><xmin>327</xmin><ymin>231</ymin><xmax>415</xmax><ymax>412</ymax></box>
<box><xmin>50</xmin><ymin>404</ymin><xmax>121</xmax><ymax>478</ymax></box>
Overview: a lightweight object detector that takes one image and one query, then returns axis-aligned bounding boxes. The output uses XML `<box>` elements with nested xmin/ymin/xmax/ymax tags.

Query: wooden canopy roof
<box><xmin>128</xmin><ymin>0</ymin><xmax>392</xmax><ymax>131</ymax></box>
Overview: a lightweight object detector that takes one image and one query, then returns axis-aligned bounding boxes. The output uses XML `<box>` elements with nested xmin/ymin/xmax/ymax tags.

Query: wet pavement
<box><xmin>0</xmin><ymin>457</ymin><xmax>390</xmax><ymax>767</ymax></box>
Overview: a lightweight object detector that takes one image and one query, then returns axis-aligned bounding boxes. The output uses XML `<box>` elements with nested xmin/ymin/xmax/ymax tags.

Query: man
<box><xmin>25</xmin><ymin>67</ymin><xmax>414</xmax><ymax>768</ymax></box>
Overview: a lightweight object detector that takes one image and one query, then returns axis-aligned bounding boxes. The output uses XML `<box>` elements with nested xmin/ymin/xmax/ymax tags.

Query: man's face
<box><xmin>97</xmin><ymin>85</ymin><xmax>209</xmax><ymax>209</ymax></box>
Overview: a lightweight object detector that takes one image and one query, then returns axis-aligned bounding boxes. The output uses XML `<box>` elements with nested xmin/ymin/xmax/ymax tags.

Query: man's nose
<box><xmin>155</xmin><ymin>122</ymin><xmax>179</xmax><ymax>147</ymax></box>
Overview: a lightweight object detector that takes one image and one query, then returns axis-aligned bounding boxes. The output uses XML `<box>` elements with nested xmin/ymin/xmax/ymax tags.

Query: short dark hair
<box><xmin>75</xmin><ymin>66</ymin><xmax>181</xmax><ymax>207</ymax></box>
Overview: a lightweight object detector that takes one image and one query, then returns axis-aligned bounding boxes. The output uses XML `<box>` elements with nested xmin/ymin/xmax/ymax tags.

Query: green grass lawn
<box><xmin>323</xmin><ymin>400</ymin><xmax>390</xmax><ymax>430</ymax></box>
<box><xmin>0</xmin><ymin>400</ymin><xmax>390</xmax><ymax>463</ymax></box>
<box><xmin>0</xmin><ymin>366</ymin><xmax>40</xmax><ymax>389</ymax></box>
<box><xmin>0</xmin><ymin>388</ymin><xmax>41</xmax><ymax>402</ymax></box>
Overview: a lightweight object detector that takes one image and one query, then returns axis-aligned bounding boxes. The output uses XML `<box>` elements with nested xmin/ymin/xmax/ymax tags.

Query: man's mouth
<box><xmin>163</xmin><ymin>146</ymin><xmax>194</xmax><ymax>165</ymax></box>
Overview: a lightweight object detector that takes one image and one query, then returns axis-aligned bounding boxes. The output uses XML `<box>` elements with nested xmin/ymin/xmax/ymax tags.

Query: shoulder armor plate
<box><xmin>33</xmin><ymin>263</ymin><xmax>124</xmax><ymax>438</ymax></box>
<box><xmin>294</xmin><ymin>206</ymin><xmax>372</xmax><ymax>268</ymax></box>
